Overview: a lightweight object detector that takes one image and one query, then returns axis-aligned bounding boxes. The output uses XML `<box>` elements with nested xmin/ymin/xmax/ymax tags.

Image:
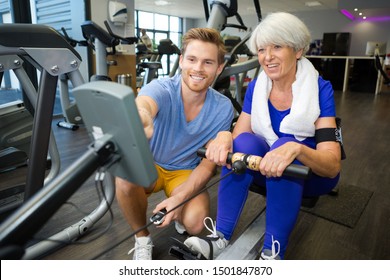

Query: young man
<box><xmin>115</xmin><ymin>28</ymin><xmax>234</xmax><ymax>260</ymax></box>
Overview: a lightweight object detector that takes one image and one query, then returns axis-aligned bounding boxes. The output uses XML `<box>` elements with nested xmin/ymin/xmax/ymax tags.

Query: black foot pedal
<box><xmin>168</xmin><ymin>237</ymin><xmax>206</xmax><ymax>260</ymax></box>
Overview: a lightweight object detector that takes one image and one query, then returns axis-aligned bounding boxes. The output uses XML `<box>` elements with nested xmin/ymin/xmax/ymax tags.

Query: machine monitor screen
<box><xmin>365</xmin><ymin>41</ymin><xmax>387</xmax><ymax>56</ymax></box>
<box><xmin>73</xmin><ymin>81</ymin><xmax>157</xmax><ymax>187</ymax></box>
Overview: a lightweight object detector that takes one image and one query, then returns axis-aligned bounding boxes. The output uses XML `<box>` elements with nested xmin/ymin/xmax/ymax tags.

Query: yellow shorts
<box><xmin>149</xmin><ymin>165</ymin><xmax>192</xmax><ymax>197</ymax></box>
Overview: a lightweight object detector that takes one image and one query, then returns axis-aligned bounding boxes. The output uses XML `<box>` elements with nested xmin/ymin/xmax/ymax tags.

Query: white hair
<box><xmin>249</xmin><ymin>12</ymin><xmax>311</xmax><ymax>55</ymax></box>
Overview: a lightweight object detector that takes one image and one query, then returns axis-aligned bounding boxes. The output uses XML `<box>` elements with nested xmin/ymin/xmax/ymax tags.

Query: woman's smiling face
<box><xmin>257</xmin><ymin>44</ymin><xmax>303</xmax><ymax>82</ymax></box>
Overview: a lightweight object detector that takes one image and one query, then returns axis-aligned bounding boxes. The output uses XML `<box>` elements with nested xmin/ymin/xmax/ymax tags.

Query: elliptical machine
<box><xmin>137</xmin><ymin>38</ymin><xmax>181</xmax><ymax>88</ymax></box>
<box><xmin>0</xmin><ymin>23</ymin><xmax>83</xmax><ymax>220</ymax></box>
<box><xmin>158</xmin><ymin>38</ymin><xmax>181</xmax><ymax>78</ymax></box>
<box><xmin>205</xmin><ymin>0</ymin><xmax>262</xmax><ymax>124</ymax></box>
<box><xmin>0</xmin><ymin>23</ymin><xmax>153</xmax><ymax>260</ymax></box>
<box><xmin>58</xmin><ymin>20</ymin><xmax>138</xmax><ymax>126</ymax></box>
<box><xmin>0</xmin><ymin>99</ymin><xmax>33</xmax><ymax>173</ymax></box>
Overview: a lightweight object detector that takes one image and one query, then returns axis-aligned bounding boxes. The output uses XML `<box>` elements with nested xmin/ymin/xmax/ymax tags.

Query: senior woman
<box><xmin>184</xmin><ymin>12</ymin><xmax>342</xmax><ymax>260</ymax></box>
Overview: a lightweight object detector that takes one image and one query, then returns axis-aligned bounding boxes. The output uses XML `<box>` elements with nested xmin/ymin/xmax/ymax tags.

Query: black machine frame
<box><xmin>0</xmin><ymin>25</ymin><xmax>156</xmax><ymax>260</ymax></box>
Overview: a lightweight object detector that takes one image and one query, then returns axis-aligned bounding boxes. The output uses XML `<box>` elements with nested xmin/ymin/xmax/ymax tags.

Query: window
<box><xmin>0</xmin><ymin>0</ymin><xmax>86</xmax><ymax>115</ymax></box>
<box><xmin>135</xmin><ymin>10</ymin><xmax>183</xmax><ymax>77</ymax></box>
<box><xmin>0</xmin><ymin>0</ymin><xmax>19</xmax><ymax>105</ymax></box>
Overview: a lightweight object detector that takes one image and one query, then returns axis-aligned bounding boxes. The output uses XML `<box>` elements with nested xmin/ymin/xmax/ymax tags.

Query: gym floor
<box><xmin>1</xmin><ymin>88</ymin><xmax>390</xmax><ymax>260</ymax></box>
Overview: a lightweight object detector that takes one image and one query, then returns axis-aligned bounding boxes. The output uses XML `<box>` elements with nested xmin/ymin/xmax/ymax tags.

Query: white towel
<box><xmin>251</xmin><ymin>57</ymin><xmax>320</xmax><ymax>146</ymax></box>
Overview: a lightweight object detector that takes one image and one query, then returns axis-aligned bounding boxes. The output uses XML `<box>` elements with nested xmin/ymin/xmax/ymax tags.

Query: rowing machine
<box><xmin>168</xmin><ymin>146</ymin><xmax>311</xmax><ymax>260</ymax></box>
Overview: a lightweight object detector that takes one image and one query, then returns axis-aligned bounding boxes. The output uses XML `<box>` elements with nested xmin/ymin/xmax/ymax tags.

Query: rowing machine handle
<box><xmin>197</xmin><ymin>147</ymin><xmax>311</xmax><ymax>180</ymax></box>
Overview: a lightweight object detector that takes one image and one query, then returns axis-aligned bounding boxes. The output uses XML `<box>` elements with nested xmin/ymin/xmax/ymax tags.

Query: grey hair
<box><xmin>249</xmin><ymin>12</ymin><xmax>311</xmax><ymax>56</ymax></box>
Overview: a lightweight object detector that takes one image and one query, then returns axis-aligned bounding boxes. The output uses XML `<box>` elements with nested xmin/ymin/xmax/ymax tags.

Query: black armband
<box><xmin>315</xmin><ymin>125</ymin><xmax>346</xmax><ymax>160</ymax></box>
<box><xmin>315</xmin><ymin>128</ymin><xmax>339</xmax><ymax>143</ymax></box>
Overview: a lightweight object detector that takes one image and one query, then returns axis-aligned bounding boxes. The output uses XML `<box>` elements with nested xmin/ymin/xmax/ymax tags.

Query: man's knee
<box><xmin>183</xmin><ymin>213</ymin><xmax>207</xmax><ymax>235</ymax></box>
<box><xmin>115</xmin><ymin>177</ymin><xmax>149</xmax><ymax>196</ymax></box>
<box><xmin>181</xmin><ymin>195</ymin><xmax>209</xmax><ymax>235</ymax></box>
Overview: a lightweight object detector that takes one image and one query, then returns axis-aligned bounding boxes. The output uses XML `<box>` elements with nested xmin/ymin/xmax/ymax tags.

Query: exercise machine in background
<box><xmin>375</xmin><ymin>54</ymin><xmax>390</xmax><ymax>86</ymax></box>
<box><xmin>0</xmin><ymin>81</ymin><xmax>157</xmax><ymax>260</ymax></box>
<box><xmin>0</xmin><ymin>23</ymin><xmax>84</xmax><ymax>218</ymax></box>
<box><xmin>158</xmin><ymin>38</ymin><xmax>181</xmax><ymax>78</ymax></box>
<box><xmin>204</xmin><ymin>0</ymin><xmax>262</xmax><ymax>122</ymax></box>
<box><xmin>0</xmin><ymin>23</ymin><xmax>151</xmax><ymax>260</ymax></box>
<box><xmin>58</xmin><ymin>20</ymin><xmax>138</xmax><ymax>127</ymax></box>
<box><xmin>0</xmin><ymin>100</ymin><xmax>33</xmax><ymax>173</ymax></box>
<box><xmin>136</xmin><ymin>38</ymin><xmax>181</xmax><ymax>88</ymax></box>
<box><xmin>57</xmin><ymin>19</ymin><xmax>117</xmax><ymax>126</ymax></box>
<box><xmin>372</xmin><ymin>43</ymin><xmax>390</xmax><ymax>86</ymax></box>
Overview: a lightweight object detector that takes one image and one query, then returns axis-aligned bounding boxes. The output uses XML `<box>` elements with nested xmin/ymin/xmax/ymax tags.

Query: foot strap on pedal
<box><xmin>168</xmin><ymin>237</ymin><xmax>207</xmax><ymax>260</ymax></box>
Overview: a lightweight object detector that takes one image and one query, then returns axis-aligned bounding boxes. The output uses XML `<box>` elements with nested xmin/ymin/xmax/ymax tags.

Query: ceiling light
<box><xmin>340</xmin><ymin>9</ymin><xmax>355</xmax><ymax>20</ymax></box>
<box><xmin>155</xmin><ymin>0</ymin><xmax>170</xmax><ymax>6</ymax></box>
<box><xmin>304</xmin><ymin>1</ymin><xmax>322</xmax><ymax>7</ymax></box>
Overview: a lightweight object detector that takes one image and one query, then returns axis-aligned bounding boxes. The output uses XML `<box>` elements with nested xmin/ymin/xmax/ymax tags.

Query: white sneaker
<box><xmin>174</xmin><ymin>221</ymin><xmax>187</xmax><ymax>235</ymax></box>
<box><xmin>128</xmin><ymin>236</ymin><xmax>153</xmax><ymax>260</ymax></box>
<box><xmin>184</xmin><ymin>217</ymin><xmax>228</xmax><ymax>260</ymax></box>
<box><xmin>260</xmin><ymin>236</ymin><xmax>281</xmax><ymax>260</ymax></box>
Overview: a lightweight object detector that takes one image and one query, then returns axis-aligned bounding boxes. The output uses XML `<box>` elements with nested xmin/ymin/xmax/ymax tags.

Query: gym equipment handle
<box><xmin>197</xmin><ymin>147</ymin><xmax>311</xmax><ymax>179</ymax></box>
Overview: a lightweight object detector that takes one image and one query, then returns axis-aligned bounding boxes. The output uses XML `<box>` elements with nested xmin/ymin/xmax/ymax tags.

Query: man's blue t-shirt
<box><xmin>139</xmin><ymin>75</ymin><xmax>234</xmax><ymax>170</ymax></box>
<box><xmin>242</xmin><ymin>76</ymin><xmax>336</xmax><ymax>148</ymax></box>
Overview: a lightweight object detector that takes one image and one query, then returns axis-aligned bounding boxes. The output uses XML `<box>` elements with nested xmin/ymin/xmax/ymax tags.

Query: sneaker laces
<box><xmin>261</xmin><ymin>235</ymin><xmax>280</xmax><ymax>260</ymax></box>
<box><xmin>203</xmin><ymin>217</ymin><xmax>226</xmax><ymax>250</ymax></box>
<box><xmin>128</xmin><ymin>242</ymin><xmax>153</xmax><ymax>259</ymax></box>
<box><xmin>204</xmin><ymin>217</ymin><xmax>218</xmax><ymax>238</ymax></box>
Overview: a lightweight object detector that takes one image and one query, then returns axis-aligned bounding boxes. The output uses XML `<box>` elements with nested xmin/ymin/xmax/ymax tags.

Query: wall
<box><xmin>194</xmin><ymin>9</ymin><xmax>390</xmax><ymax>57</ymax></box>
<box><xmin>295</xmin><ymin>10</ymin><xmax>390</xmax><ymax>56</ymax></box>
<box><xmin>90</xmin><ymin>0</ymin><xmax>135</xmax><ymax>54</ymax></box>
<box><xmin>183</xmin><ymin>17</ymin><xmax>198</xmax><ymax>32</ymax></box>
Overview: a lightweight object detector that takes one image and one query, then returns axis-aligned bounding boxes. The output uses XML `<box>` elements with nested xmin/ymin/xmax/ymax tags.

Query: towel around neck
<box><xmin>251</xmin><ymin>57</ymin><xmax>320</xmax><ymax>146</ymax></box>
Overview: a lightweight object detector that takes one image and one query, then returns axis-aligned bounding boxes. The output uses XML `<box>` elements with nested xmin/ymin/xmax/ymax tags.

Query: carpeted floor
<box><xmin>301</xmin><ymin>184</ymin><xmax>373</xmax><ymax>228</ymax></box>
